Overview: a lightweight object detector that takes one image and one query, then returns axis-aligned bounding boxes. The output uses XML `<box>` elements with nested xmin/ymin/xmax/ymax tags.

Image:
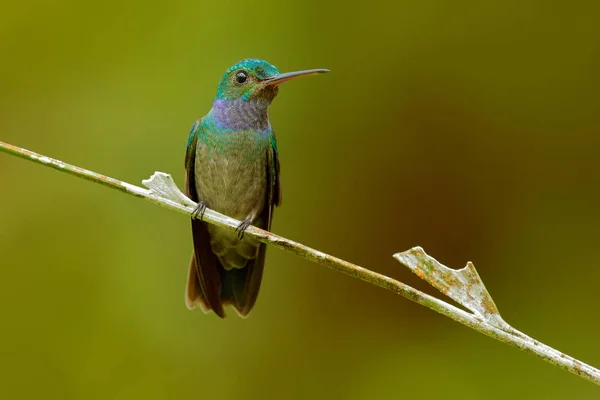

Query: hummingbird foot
<box><xmin>235</xmin><ymin>218</ymin><xmax>252</xmax><ymax>240</ymax></box>
<box><xmin>191</xmin><ymin>201</ymin><xmax>207</xmax><ymax>221</ymax></box>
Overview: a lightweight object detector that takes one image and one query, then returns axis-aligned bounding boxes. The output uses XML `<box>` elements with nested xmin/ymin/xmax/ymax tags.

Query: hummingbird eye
<box><xmin>235</xmin><ymin>71</ymin><xmax>248</xmax><ymax>85</ymax></box>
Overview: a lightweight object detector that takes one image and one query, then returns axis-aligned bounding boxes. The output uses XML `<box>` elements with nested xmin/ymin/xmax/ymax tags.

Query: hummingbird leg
<box><xmin>191</xmin><ymin>201</ymin><xmax>207</xmax><ymax>221</ymax></box>
<box><xmin>235</xmin><ymin>217</ymin><xmax>252</xmax><ymax>240</ymax></box>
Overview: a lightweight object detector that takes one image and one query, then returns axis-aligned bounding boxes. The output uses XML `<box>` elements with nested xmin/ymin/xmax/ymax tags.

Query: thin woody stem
<box><xmin>1</xmin><ymin>140</ymin><xmax>599</xmax><ymax>386</ymax></box>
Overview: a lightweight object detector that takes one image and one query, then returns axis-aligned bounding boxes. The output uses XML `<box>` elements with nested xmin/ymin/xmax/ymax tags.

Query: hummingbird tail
<box><xmin>220</xmin><ymin>242</ymin><xmax>267</xmax><ymax>317</ymax></box>
<box><xmin>186</xmin><ymin>218</ymin><xmax>267</xmax><ymax>318</ymax></box>
<box><xmin>185</xmin><ymin>247</ymin><xmax>267</xmax><ymax>318</ymax></box>
<box><xmin>186</xmin><ymin>222</ymin><xmax>267</xmax><ymax>318</ymax></box>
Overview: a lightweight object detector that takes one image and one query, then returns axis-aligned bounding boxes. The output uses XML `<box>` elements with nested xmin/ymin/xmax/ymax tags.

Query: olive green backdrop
<box><xmin>1</xmin><ymin>1</ymin><xmax>599</xmax><ymax>398</ymax></box>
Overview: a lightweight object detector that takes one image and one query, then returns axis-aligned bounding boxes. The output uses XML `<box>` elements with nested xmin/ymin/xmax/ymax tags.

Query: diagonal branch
<box><xmin>1</xmin><ymin>140</ymin><xmax>599</xmax><ymax>385</ymax></box>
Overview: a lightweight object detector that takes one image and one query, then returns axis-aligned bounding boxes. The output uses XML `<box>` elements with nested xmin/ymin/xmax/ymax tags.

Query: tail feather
<box><xmin>220</xmin><ymin>243</ymin><xmax>267</xmax><ymax>317</ymax></box>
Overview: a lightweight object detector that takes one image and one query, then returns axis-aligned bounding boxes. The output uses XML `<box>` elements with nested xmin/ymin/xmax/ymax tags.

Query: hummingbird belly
<box><xmin>194</xmin><ymin>134</ymin><xmax>268</xmax><ymax>270</ymax></box>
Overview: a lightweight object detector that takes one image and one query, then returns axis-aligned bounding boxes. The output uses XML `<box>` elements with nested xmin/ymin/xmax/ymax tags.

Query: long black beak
<box><xmin>264</xmin><ymin>69</ymin><xmax>329</xmax><ymax>86</ymax></box>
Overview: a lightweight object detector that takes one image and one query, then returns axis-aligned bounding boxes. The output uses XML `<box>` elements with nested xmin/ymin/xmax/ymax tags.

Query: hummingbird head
<box><xmin>215</xmin><ymin>58</ymin><xmax>329</xmax><ymax>103</ymax></box>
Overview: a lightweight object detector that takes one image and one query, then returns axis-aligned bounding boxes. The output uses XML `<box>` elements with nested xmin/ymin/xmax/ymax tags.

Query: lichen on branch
<box><xmin>1</xmin><ymin>140</ymin><xmax>599</xmax><ymax>386</ymax></box>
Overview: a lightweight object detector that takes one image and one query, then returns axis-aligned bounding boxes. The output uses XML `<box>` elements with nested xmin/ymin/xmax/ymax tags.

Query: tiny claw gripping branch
<box><xmin>235</xmin><ymin>218</ymin><xmax>252</xmax><ymax>240</ymax></box>
<box><xmin>192</xmin><ymin>201</ymin><xmax>207</xmax><ymax>221</ymax></box>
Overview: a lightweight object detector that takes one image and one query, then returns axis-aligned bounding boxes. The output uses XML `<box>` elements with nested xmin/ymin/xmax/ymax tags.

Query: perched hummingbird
<box><xmin>184</xmin><ymin>59</ymin><xmax>328</xmax><ymax>318</ymax></box>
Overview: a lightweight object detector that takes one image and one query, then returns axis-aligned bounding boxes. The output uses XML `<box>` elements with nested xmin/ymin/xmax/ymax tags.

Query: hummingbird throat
<box><xmin>212</xmin><ymin>97</ymin><xmax>273</xmax><ymax>131</ymax></box>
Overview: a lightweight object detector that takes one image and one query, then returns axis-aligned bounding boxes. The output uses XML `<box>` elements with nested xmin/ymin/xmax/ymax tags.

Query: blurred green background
<box><xmin>1</xmin><ymin>0</ymin><xmax>599</xmax><ymax>398</ymax></box>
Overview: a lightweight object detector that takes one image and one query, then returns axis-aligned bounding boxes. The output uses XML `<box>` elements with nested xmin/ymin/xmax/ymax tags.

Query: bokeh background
<box><xmin>1</xmin><ymin>1</ymin><xmax>599</xmax><ymax>398</ymax></box>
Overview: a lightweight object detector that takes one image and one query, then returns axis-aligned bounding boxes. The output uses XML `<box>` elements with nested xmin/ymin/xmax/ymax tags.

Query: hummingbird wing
<box><xmin>184</xmin><ymin>119</ymin><xmax>226</xmax><ymax>317</ymax></box>
<box><xmin>225</xmin><ymin>140</ymin><xmax>281</xmax><ymax>316</ymax></box>
<box><xmin>269</xmin><ymin>136</ymin><xmax>282</xmax><ymax>207</ymax></box>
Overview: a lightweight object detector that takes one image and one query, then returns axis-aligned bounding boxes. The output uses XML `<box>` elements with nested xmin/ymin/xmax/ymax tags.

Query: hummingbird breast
<box><xmin>194</xmin><ymin>124</ymin><xmax>271</xmax><ymax>270</ymax></box>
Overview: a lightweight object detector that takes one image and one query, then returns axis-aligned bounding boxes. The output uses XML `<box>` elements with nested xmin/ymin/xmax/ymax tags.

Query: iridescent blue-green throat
<box><xmin>183</xmin><ymin>59</ymin><xmax>329</xmax><ymax>318</ymax></box>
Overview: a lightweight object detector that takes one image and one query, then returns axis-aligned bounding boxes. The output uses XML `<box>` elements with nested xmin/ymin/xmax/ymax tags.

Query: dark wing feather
<box><xmin>271</xmin><ymin>137</ymin><xmax>282</xmax><ymax>207</ymax></box>
<box><xmin>184</xmin><ymin>120</ymin><xmax>226</xmax><ymax>318</ymax></box>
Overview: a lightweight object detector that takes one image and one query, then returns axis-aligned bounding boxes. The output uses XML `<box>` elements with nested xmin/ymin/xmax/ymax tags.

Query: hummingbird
<box><xmin>184</xmin><ymin>59</ymin><xmax>329</xmax><ymax>318</ymax></box>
